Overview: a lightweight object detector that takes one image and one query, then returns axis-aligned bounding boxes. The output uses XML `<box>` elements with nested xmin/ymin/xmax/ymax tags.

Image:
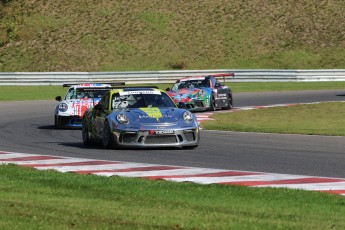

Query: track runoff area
<box><xmin>1</xmin><ymin>102</ymin><xmax>345</xmax><ymax>196</ymax></box>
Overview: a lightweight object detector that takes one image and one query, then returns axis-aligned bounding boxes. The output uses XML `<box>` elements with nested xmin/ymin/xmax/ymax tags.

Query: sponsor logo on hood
<box><xmin>138</xmin><ymin>108</ymin><xmax>173</xmax><ymax>122</ymax></box>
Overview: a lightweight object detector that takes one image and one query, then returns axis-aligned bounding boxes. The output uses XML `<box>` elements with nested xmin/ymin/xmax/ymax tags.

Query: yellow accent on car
<box><xmin>139</xmin><ymin>107</ymin><xmax>163</xmax><ymax>121</ymax></box>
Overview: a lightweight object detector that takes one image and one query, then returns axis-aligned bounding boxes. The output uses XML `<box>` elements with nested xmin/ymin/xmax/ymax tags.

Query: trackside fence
<box><xmin>1</xmin><ymin>69</ymin><xmax>345</xmax><ymax>85</ymax></box>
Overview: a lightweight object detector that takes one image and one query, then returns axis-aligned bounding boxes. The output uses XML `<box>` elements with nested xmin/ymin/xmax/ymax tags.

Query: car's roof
<box><xmin>179</xmin><ymin>76</ymin><xmax>207</xmax><ymax>82</ymax></box>
<box><xmin>108</xmin><ymin>87</ymin><xmax>164</xmax><ymax>94</ymax></box>
<box><xmin>71</xmin><ymin>83</ymin><xmax>112</xmax><ymax>89</ymax></box>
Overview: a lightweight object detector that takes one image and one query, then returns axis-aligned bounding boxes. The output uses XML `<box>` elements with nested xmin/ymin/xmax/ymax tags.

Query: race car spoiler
<box><xmin>62</xmin><ymin>82</ymin><xmax>125</xmax><ymax>87</ymax></box>
<box><xmin>209</xmin><ymin>73</ymin><xmax>235</xmax><ymax>78</ymax></box>
<box><xmin>210</xmin><ymin>73</ymin><xmax>234</xmax><ymax>82</ymax></box>
<box><xmin>76</xmin><ymin>86</ymin><xmax>160</xmax><ymax>91</ymax></box>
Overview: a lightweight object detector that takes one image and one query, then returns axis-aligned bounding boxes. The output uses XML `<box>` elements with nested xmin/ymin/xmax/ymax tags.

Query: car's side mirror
<box><xmin>166</xmin><ymin>87</ymin><xmax>171</xmax><ymax>91</ymax></box>
<box><xmin>55</xmin><ymin>96</ymin><xmax>62</xmax><ymax>102</ymax></box>
<box><xmin>94</xmin><ymin>104</ymin><xmax>104</xmax><ymax>111</ymax></box>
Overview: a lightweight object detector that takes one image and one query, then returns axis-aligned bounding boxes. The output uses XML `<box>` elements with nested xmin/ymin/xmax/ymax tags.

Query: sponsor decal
<box><xmin>148</xmin><ymin>130</ymin><xmax>174</xmax><ymax>135</ymax></box>
<box><xmin>139</xmin><ymin>107</ymin><xmax>163</xmax><ymax>121</ymax></box>
<box><xmin>155</xmin><ymin>130</ymin><xmax>174</xmax><ymax>134</ymax></box>
<box><xmin>120</xmin><ymin>91</ymin><xmax>161</xmax><ymax>95</ymax></box>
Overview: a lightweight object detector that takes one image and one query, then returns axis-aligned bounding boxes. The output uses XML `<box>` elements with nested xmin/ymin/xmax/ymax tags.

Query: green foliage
<box><xmin>4</xmin><ymin>20</ymin><xmax>18</xmax><ymax>40</ymax></box>
<box><xmin>1</xmin><ymin>1</ymin><xmax>345</xmax><ymax>71</ymax></box>
<box><xmin>1</xmin><ymin>0</ymin><xmax>12</xmax><ymax>5</ymax></box>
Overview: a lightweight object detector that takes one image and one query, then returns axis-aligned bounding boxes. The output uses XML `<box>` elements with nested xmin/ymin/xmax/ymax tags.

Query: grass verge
<box><xmin>2</xmin><ymin>82</ymin><xmax>345</xmax><ymax>101</ymax></box>
<box><xmin>201</xmin><ymin>102</ymin><xmax>345</xmax><ymax>136</ymax></box>
<box><xmin>1</xmin><ymin>164</ymin><xmax>344</xmax><ymax>229</ymax></box>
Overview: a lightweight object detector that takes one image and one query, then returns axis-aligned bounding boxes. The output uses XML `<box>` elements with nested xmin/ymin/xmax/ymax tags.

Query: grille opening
<box><xmin>194</xmin><ymin>101</ymin><xmax>204</xmax><ymax>107</ymax></box>
<box><xmin>138</xmin><ymin>136</ymin><xmax>144</xmax><ymax>143</ymax></box>
<box><xmin>184</xmin><ymin>131</ymin><xmax>196</xmax><ymax>141</ymax></box>
<box><xmin>145</xmin><ymin>135</ymin><xmax>177</xmax><ymax>144</ymax></box>
<box><xmin>177</xmin><ymin>135</ymin><xmax>183</xmax><ymax>142</ymax></box>
<box><xmin>120</xmin><ymin>132</ymin><xmax>137</xmax><ymax>143</ymax></box>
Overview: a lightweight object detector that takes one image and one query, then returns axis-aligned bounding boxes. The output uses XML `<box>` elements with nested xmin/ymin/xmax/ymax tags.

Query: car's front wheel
<box><xmin>103</xmin><ymin>120</ymin><xmax>115</xmax><ymax>148</ymax></box>
<box><xmin>209</xmin><ymin>95</ymin><xmax>216</xmax><ymax>111</ymax></box>
<box><xmin>54</xmin><ymin>116</ymin><xmax>59</xmax><ymax>129</ymax></box>
<box><xmin>82</xmin><ymin>119</ymin><xmax>93</xmax><ymax>145</ymax></box>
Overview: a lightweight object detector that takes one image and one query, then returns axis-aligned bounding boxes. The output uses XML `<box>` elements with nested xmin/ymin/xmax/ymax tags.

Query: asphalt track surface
<box><xmin>1</xmin><ymin>90</ymin><xmax>345</xmax><ymax>178</ymax></box>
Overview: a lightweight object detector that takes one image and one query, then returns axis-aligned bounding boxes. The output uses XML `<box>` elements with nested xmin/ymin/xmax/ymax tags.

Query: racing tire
<box><xmin>209</xmin><ymin>95</ymin><xmax>217</xmax><ymax>111</ymax></box>
<box><xmin>222</xmin><ymin>93</ymin><xmax>233</xmax><ymax>110</ymax></box>
<box><xmin>103</xmin><ymin>120</ymin><xmax>115</xmax><ymax>149</ymax></box>
<box><xmin>54</xmin><ymin>116</ymin><xmax>60</xmax><ymax>129</ymax></box>
<box><xmin>82</xmin><ymin>119</ymin><xmax>93</xmax><ymax>145</ymax></box>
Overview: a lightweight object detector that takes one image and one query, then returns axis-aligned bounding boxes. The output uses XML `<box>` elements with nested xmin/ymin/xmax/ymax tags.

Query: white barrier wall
<box><xmin>1</xmin><ymin>69</ymin><xmax>345</xmax><ymax>85</ymax></box>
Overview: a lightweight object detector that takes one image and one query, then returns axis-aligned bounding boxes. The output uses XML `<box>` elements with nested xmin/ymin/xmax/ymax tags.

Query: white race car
<box><xmin>54</xmin><ymin>83</ymin><xmax>123</xmax><ymax>128</ymax></box>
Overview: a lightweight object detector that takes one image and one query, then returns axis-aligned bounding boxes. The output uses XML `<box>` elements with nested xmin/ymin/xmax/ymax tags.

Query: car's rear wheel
<box><xmin>103</xmin><ymin>120</ymin><xmax>115</xmax><ymax>148</ymax></box>
<box><xmin>82</xmin><ymin>119</ymin><xmax>93</xmax><ymax>145</ymax></box>
<box><xmin>222</xmin><ymin>93</ymin><xmax>233</xmax><ymax>110</ymax></box>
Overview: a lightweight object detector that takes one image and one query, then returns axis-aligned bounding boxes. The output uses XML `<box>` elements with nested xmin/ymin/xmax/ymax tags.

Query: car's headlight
<box><xmin>58</xmin><ymin>103</ymin><xmax>68</xmax><ymax>112</ymax></box>
<box><xmin>116</xmin><ymin>114</ymin><xmax>129</xmax><ymax>125</ymax></box>
<box><xmin>198</xmin><ymin>89</ymin><xmax>206</xmax><ymax>96</ymax></box>
<box><xmin>183</xmin><ymin>111</ymin><xmax>193</xmax><ymax>123</ymax></box>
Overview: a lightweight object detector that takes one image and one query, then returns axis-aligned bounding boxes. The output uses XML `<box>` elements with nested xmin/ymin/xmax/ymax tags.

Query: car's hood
<box><xmin>167</xmin><ymin>88</ymin><xmax>202</xmax><ymax>103</ymax></box>
<box><xmin>58</xmin><ymin>98</ymin><xmax>101</xmax><ymax>117</ymax></box>
<box><xmin>127</xmin><ymin>107</ymin><xmax>181</xmax><ymax>122</ymax></box>
<box><xmin>111</xmin><ymin>107</ymin><xmax>198</xmax><ymax>127</ymax></box>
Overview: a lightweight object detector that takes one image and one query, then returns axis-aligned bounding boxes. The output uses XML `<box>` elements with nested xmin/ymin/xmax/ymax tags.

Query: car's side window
<box><xmin>215</xmin><ymin>79</ymin><xmax>223</xmax><ymax>87</ymax></box>
<box><xmin>65</xmin><ymin>88</ymin><xmax>76</xmax><ymax>100</ymax></box>
<box><xmin>100</xmin><ymin>92</ymin><xmax>110</xmax><ymax>110</ymax></box>
<box><xmin>210</xmin><ymin>78</ymin><xmax>217</xmax><ymax>87</ymax></box>
<box><xmin>201</xmin><ymin>79</ymin><xmax>210</xmax><ymax>87</ymax></box>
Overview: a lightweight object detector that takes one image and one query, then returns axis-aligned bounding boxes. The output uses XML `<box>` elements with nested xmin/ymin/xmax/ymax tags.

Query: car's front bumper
<box><xmin>111</xmin><ymin>127</ymin><xmax>200</xmax><ymax>148</ymax></box>
<box><xmin>178</xmin><ymin>99</ymin><xmax>209</xmax><ymax>112</ymax></box>
<box><xmin>55</xmin><ymin>115</ymin><xmax>82</xmax><ymax>128</ymax></box>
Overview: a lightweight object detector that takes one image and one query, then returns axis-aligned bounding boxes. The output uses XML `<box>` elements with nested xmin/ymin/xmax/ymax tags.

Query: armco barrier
<box><xmin>1</xmin><ymin>69</ymin><xmax>345</xmax><ymax>85</ymax></box>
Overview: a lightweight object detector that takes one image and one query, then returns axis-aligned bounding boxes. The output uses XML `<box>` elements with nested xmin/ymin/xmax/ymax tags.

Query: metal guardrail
<box><xmin>1</xmin><ymin>69</ymin><xmax>345</xmax><ymax>85</ymax></box>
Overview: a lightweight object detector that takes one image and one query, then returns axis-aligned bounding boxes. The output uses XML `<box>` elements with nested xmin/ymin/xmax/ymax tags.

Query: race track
<box><xmin>1</xmin><ymin>90</ymin><xmax>345</xmax><ymax>178</ymax></box>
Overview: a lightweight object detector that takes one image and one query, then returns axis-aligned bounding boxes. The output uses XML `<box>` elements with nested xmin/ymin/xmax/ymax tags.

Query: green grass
<box><xmin>201</xmin><ymin>102</ymin><xmax>345</xmax><ymax>136</ymax></box>
<box><xmin>1</xmin><ymin>164</ymin><xmax>344</xmax><ymax>229</ymax></box>
<box><xmin>2</xmin><ymin>82</ymin><xmax>345</xmax><ymax>101</ymax></box>
<box><xmin>2</xmin><ymin>1</ymin><xmax>345</xmax><ymax>71</ymax></box>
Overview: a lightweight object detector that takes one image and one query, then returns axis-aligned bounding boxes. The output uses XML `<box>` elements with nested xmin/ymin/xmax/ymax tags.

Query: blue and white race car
<box><xmin>82</xmin><ymin>87</ymin><xmax>200</xmax><ymax>149</ymax></box>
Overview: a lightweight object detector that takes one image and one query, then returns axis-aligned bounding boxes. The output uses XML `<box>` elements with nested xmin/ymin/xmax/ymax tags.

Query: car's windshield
<box><xmin>65</xmin><ymin>89</ymin><xmax>108</xmax><ymax>100</ymax></box>
<box><xmin>172</xmin><ymin>79</ymin><xmax>209</xmax><ymax>91</ymax></box>
<box><xmin>111</xmin><ymin>91</ymin><xmax>176</xmax><ymax>109</ymax></box>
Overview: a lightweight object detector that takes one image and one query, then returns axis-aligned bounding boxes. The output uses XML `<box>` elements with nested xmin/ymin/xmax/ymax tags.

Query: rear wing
<box><xmin>209</xmin><ymin>73</ymin><xmax>234</xmax><ymax>78</ymax></box>
<box><xmin>63</xmin><ymin>82</ymin><xmax>125</xmax><ymax>87</ymax></box>
<box><xmin>76</xmin><ymin>86</ymin><xmax>160</xmax><ymax>92</ymax></box>
<box><xmin>177</xmin><ymin>72</ymin><xmax>235</xmax><ymax>83</ymax></box>
<box><xmin>210</xmin><ymin>73</ymin><xmax>235</xmax><ymax>83</ymax></box>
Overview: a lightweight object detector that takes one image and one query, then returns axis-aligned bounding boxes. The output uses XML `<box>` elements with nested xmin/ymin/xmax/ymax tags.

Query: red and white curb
<box><xmin>1</xmin><ymin>150</ymin><xmax>344</xmax><ymax>196</ymax></box>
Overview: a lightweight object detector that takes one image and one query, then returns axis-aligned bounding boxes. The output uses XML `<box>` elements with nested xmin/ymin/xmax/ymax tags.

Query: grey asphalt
<box><xmin>0</xmin><ymin>90</ymin><xmax>344</xmax><ymax>178</ymax></box>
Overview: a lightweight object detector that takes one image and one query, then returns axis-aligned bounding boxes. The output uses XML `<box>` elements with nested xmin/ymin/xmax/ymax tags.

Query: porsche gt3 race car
<box><xmin>82</xmin><ymin>87</ymin><xmax>200</xmax><ymax>149</ymax></box>
<box><xmin>54</xmin><ymin>83</ymin><xmax>124</xmax><ymax>128</ymax></box>
<box><xmin>166</xmin><ymin>73</ymin><xmax>234</xmax><ymax>111</ymax></box>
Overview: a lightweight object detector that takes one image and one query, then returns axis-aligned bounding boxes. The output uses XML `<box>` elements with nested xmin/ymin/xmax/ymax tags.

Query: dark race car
<box><xmin>82</xmin><ymin>87</ymin><xmax>200</xmax><ymax>149</ymax></box>
<box><xmin>166</xmin><ymin>73</ymin><xmax>234</xmax><ymax>111</ymax></box>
